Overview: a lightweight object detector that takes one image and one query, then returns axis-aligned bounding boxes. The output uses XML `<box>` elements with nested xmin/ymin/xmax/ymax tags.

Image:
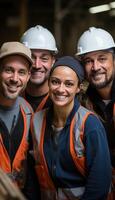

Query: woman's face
<box><xmin>49</xmin><ymin>66</ymin><xmax>80</xmax><ymax>108</ymax></box>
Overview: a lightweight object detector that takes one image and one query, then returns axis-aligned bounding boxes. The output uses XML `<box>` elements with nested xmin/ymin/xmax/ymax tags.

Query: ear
<box><xmin>76</xmin><ymin>87</ymin><xmax>80</xmax><ymax>94</ymax></box>
<box><xmin>52</xmin><ymin>57</ymin><xmax>56</xmax><ymax>66</ymax></box>
<box><xmin>76</xmin><ymin>83</ymin><xmax>82</xmax><ymax>94</ymax></box>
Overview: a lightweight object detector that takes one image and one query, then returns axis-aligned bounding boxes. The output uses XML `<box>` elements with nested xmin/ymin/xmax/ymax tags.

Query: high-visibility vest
<box><xmin>31</xmin><ymin>106</ymin><xmax>93</xmax><ymax>200</ymax></box>
<box><xmin>0</xmin><ymin>97</ymin><xmax>33</xmax><ymax>189</ymax></box>
<box><xmin>22</xmin><ymin>90</ymin><xmax>49</xmax><ymax>112</ymax></box>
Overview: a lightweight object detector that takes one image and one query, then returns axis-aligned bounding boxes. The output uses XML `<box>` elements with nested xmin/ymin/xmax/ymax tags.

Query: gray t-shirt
<box><xmin>0</xmin><ymin>98</ymin><xmax>20</xmax><ymax>133</ymax></box>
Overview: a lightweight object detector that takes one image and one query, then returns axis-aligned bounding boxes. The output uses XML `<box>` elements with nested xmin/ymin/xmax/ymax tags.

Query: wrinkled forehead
<box><xmin>0</xmin><ymin>55</ymin><xmax>30</xmax><ymax>70</ymax></box>
<box><xmin>82</xmin><ymin>50</ymin><xmax>113</xmax><ymax>60</ymax></box>
<box><xmin>31</xmin><ymin>49</ymin><xmax>55</xmax><ymax>57</ymax></box>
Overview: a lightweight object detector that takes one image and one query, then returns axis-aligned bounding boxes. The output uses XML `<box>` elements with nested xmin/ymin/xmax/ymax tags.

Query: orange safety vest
<box><xmin>0</xmin><ymin>97</ymin><xmax>33</xmax><ymax>189</ymax></box>
<box><xmin>22</xmin><ymin>90</ymin><xmax>49</xmax><ymax>112</ymax></box>
<box><xmin>31</xmin><ymin>106</ymin><xmax>94</xmax><ymax>200</ymax></box>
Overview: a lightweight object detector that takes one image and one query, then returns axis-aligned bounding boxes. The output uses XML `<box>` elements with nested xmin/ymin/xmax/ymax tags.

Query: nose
<box><xmin>10</xmin><ymin>72</ymin><xmax>19</xmax><ymax>82</ymax></box>
<box><xmin>92</xmin><ymin>60</ymin><xmax>100</xmax><ymax>71</ymax></box>
<box><xmin>57</xmin><ymin>83</ymin><xmax>65</xmax><ymax>92</ymax></box>
<box><xmin>33</xmin><ymin>57</ymin><xmax>42</xmax><ymax>69</ymax></box>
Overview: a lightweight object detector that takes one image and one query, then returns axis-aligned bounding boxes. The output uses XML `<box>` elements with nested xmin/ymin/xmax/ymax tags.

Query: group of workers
<box><xmin>0</xmin><ymin>24</ymin><xmax>114</xmax><ymax>200</ymax></box>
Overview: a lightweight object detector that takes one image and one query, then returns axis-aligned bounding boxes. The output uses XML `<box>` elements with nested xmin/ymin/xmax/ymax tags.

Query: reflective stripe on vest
<box><xmin>19</xmin><ymin>97</ymin><xmax>33</xmax><ymax>139</ymax></box>
<box><xmin>70</xmin><ymin>106</ymin><xmax>93</xmax><ymax>176</ymax></box>
<box><xmin>0</xmin><ymin>97</ymin><xmax>33</xmax><ymax>188</ymax></box>
<box><xmin>31</xmin><ymin>106</ymin><xmax>93</xmax><ymax>199</ymax></box>
<box><xmin>31</xmin><ymin>109</ymin><xmax>55</xmax><ymax>190</ymax></box>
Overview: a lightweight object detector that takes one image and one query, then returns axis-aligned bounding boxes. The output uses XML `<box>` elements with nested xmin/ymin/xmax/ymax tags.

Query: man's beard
<box><xmin>89</xmin><ymin>73</ymin><xmax>114</xmax><ymax>89</ymax></box>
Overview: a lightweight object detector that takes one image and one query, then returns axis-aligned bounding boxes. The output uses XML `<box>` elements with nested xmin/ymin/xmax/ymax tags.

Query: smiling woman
<box><xmin>31</xmin><ymin>56</ymin><xmax>112</xmax><ymax>200</ymax></box>
<box><xmin>49</xmin><ymin>66</ymin><xmax>80</xmax><ymax>110</ymax></box>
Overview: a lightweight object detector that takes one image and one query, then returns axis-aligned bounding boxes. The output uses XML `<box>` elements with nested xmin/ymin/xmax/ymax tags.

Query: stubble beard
<box><xmin>88</xmin><ymin>73</ymin><xmax>114</xmax><ymax>89</ymax></box>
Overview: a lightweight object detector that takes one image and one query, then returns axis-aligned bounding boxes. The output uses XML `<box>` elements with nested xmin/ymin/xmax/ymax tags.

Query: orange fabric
<box><xmin>69</xmin><ymin>111</ymin><xmax>92</xmax><ymax>177</ymax></box>
<box><xmin>37</xmin><ymin>111</ymin><xmax>55</xmax><ymax>190</ymax></box>
<box><xmin>34</xmin><ymin>109</ymin><xmax>91</xmax><ymax>190</ymax></box>
<box><xmin>70</xmin><ymin>115</ymin><xmax>86</xmax><ymax>177</ymax></box>
<box><xmin>13</xmin><ymin>106</ymin><xmax>28</xmax><ymax>170</ymax></box>
<box><xmin>107</xmin><ymin>193</ymin><xmax>115</xmax><ymax>200</ymax></box>
<box><xmin>22</xmin><ymin>90</ymin><xmax>49</xmax><ymax>112</ymax></box>
<box><xmin>0</xmin><ymin>135</ymin><xmax>11</xmax><ymax>172</ymax></box>
<box><xmin>34</xmin><ymin>108</ymin><xmax>91</xmax><ymax>190</ymax></box>
<box><xmin>0</xmin><ymin>106</ymin><xmax>29</xmax><ymax>188</ymax></box>
<box><xmin>36</xmin><ymin>94</ymin><xmax>49</xmax><ymax>112</ymax></box>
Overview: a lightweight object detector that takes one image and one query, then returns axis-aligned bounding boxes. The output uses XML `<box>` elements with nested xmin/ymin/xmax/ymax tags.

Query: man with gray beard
<box><xmin>76</xmin><ymin>26</ymin><xmax>115</xmax><ymax>199</ymax></box>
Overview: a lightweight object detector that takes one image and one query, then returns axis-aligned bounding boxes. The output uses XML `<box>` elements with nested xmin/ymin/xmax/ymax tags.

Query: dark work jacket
<box><xmin>86</xmin><ymin>79</ymin><xmax>115</xmax><ymax>167</ymax></box>
<box><xmin>0</xmin><ymin>111</ymin><xmax>30</xmax><ymax>195</ymax></box>
<box><xmin>34</xmin><ymin>98</ymin><xmax>111</xmax><ymax>200</ymax></box>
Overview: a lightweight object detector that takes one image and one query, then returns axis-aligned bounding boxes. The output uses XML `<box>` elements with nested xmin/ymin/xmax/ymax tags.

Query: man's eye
<box><xmin>99</xmin><ymin>57</ymin><xmax>107</xmax><ymax>62</ymax></box>
<box><xmin>19</xmin><ymin>70</ymin><xmax>27</xmax><ymax>75</ymax></box>
<box><xmin>42</xmin><ymin>57</ymin><xmax>49</xmax><ymax>62</ymax></box>
<box><xmin>4</xmin><ymin>68</ymin><xmax>13</xmax><ymax>73</ymax></box>
<box><xmin>84</xmin><ymin>60</ymin><xmax>91</xmax><ymax>65</ymax></box>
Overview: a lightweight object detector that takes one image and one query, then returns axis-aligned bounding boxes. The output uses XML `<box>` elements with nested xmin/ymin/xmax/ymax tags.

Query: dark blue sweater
<box><xmin>44</xmin><ymin>98</ymin><xmax>111</xmax><ymax>200</ymax></box>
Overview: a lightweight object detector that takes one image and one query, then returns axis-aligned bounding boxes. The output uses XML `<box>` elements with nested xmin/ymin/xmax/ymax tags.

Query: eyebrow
<box><xmin>51</xmin><ymin>77</ymin><xmax>75</xmax><ymax>81</ymax></box>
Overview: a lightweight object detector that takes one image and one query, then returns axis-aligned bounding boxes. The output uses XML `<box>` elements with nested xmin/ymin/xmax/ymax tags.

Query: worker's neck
<box><xmin>26</xmin><ymin>82</ymin><xmax>49</xmax><ymax>97</ymax></box>
<box><xmin>52</xmin><ymin>101</ymin><xmax>74</xmax><ymax>128</ymax></box>
<box><xmin>0</xmin><ymin>96</ymin><xmax>17</xmax><ymax>107</ymax></box>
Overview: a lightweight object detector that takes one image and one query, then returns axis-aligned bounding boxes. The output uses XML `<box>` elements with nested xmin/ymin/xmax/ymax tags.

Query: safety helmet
<box><xmin>76</xmin><ymin>27</ymin><xmax>115</xmax><ymax>56</ymax></box>
<box><xmin>20</xmin><ymin>25</ymin><xmax>58</xmax><ymax>54</ymax></box>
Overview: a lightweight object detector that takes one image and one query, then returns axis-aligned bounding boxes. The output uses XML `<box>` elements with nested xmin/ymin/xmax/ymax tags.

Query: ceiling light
<box><xmin>110</xmin><ymin>1</ymin><xmax>115</xmax><ymax>8</ymax></box>
<box><xmin>89</xmin><ymin>4</ymin><xmax>110</xmax><ymax>14</ymax></box>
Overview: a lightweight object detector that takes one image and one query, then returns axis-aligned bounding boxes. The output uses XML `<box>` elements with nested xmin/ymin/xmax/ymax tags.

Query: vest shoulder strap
<box><xmin>18</xmin><ymin>97</ymin><xmax>33</xmax><ymax>134</ymax></box>
<box><xmin>18</xmin><ymin>96</ymin><xmax>33</xmax><ymax>115</ymax></box>
<box><xmin>70</xmin><ymin>105</ymin><xmax>94</xmax><ymax>177</ymax></box>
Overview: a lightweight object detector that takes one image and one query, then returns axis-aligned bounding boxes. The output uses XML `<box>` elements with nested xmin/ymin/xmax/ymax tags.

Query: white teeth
<box><xmin>55</xmin><ymin>95</ymin><xmax>66</xmax><ymax>100</ymax></box>
<box><xmin>8</xmin><ymin>86</ymin><xmax>18</xmax><ymax>92</ymax></box>
<box><xmin>9</xmin><ymin>85</ymin><xmax>17</xmax><ymax>89</ymax></box>
<box><xmin>32</xmin><ymin>71</ymin><xmax>44</xmax><ymax>74</ymax></box>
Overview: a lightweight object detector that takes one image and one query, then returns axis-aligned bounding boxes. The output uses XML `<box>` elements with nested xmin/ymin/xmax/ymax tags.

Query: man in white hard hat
<box><xmin>20</xmin><ymin>25</ymin><xmax>58</xmax><ymax>200</ymax></box>
<box><xmin>20</xmin><ymin>25</ymin><xmax>58</xmax><ymax>111</ymax></box>
<box><xmin>76</xmin><ymin>26</ymin><xmax>115</xmax><ymax>199</ymax></box>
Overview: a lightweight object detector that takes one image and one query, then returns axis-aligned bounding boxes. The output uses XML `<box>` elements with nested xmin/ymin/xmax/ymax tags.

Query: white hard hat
<box><xmin>20</xmin><ymin>25</ymin><xmax>58</xmax><ymax>54</ymax></box>
<box><xmin>76</xmin><ymin>27</ymin><xmax>115</xmax><ymax>56</ymax></box>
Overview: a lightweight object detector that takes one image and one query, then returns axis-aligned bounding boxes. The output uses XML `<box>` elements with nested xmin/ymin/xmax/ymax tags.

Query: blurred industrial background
<box><xmin>0</xmin><ymin>0</ymin><xmax>115</xmax><ymax>55</ymax></box>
